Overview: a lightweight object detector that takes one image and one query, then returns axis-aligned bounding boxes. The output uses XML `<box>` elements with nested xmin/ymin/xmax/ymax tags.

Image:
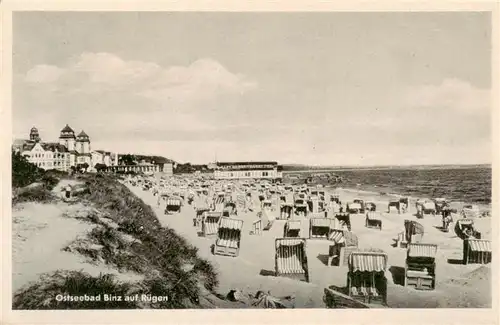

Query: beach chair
<box><xmin>455</xmin><ymin>219</ymin><xmax>481</xmax><ymax>240</ymax></box>
<box><xmin>223</xmin><ymin>202</ymin><xmax>237</xmax><ymax>217</ymax></box>
<box><xmin>261</xmin><ymin>199</ymin><xmax>272</xmax><ymax>211</ymax></box>
<box><xmin>193</xmin><ymin>208</ymin><xmax>210</xmax><ymax>228</ymax></box>
<box><xmin>308</xmin><ymin>198</ymin><xmax>322</xmax><ymax>213</ymax></box>
<box><xmin>330</xmin><ymin>194</ymin><xmax>341</xmax><ymax>204</ymax></box>
<box><xmin>283</xmin><ymin>220</ymin><xmax>301</xmax><ymax>238</ymax></box>
<box><xmin>365</xmin><ymin>212</ymin><xmax>383</xmax><ymax>230</ymax></box>
<box><xmin>165</xmin><ymin>196</ymin><xmax>182</xmax><ymax>214</ymax></box>
<box><xmin>347</xmin><ymin>252</ymin><xmax>388</xmax><ymax>306</ymax></box>
<box><xmin>295</xmin><ymin>200</ymin><xmax>308</xmax><ymax>217</ymax></box>
<box><xmin>212</xmin><ymin>196</ymin><xmax>225</xmax><ymax>213</ymax></box>
<box><xmin>261</xmin><ymin>209</ymin><xmax>277</xmax><ymax>231</ymax></box>
<box><xmin>365</xmin><ymin>202</ymin><xmax>377</xmax><ymax>212</ymax></box>
<box><xmin>334</xmin><ymin>213</ymin><xmax>352</xmax><ymax>231</ymax></box>
<box><xmin>309</xmin><ymin>217</ymin><xmax>333</xmax><ymax>240</ymax></box>
<box><xmin>404</xmin><ymin>243</ymin><xmax>437</xmax><ymax>290</ymax></box>
<box><xmin>309</xmin><ymin>211</ymin><xmax>327</xmax><ymax>219</ymax></box>
<box><xmin>397</xmin><ymin>220</ymin><xmax>424</xmax><ymax>248</ymax></box>
<box><xmin>201</xmin><ymin>211</ymin><xmax>222</xmax><ymax>237</ymax></box>
<box><xmin>279</xmin><ymin>204</ymin><xmax>294</xmax><ymax>220</ymax></box>
<box><xmin>275</xmin><ymin>238</ymin><xmax>309</xmax><ymax>282</ymax></box>
<box><xmin>347</xmin><ymin>202</ymin><xmax>363</xmax><ymax>214</ymax></box>
<box><xmin>328</xmin><ymin>230</ymin><xmax>359</xmax><ymax>266</ymax></box>
<box><xmin>214</xmin><ymin>218</ymin><xmax>244</xmax><ymax>257</ymax></box>
<box><xmin>270</xmin><ymin>196</ymin><xmax>280</xmax><ymax>212</ymax></box>
<box><xmin>463</xmin><ymin>239</ymin><xmax>492</xmax><ymax>265</ymax></box>
<box><xmin>236</xmin><ymin>194</ymin><xmax>246</xmax><ymax>211</ymax></box>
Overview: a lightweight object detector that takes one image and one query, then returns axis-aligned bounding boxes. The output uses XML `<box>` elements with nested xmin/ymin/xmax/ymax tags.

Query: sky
<box><xmin>12</xmin><ymin>12</ymin><xmax>492</xmax><ymax>165</ymax></box>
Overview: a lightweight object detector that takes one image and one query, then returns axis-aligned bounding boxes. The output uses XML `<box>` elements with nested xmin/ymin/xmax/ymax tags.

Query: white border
<box><xmin>1</xmin><ymin>1</ymin><xmax>498</xmax><ymax>324</ymax></box>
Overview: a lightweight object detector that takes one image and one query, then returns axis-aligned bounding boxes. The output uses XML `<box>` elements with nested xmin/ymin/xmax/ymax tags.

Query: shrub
<box><xmin>12</xmin><ymin>186</ymin><xmax>55</xmax><ymax>205</ymax></box>
<box><xmin>72</xmin><ymin>174</ymin><xmax>219</xmax><ymax>307</ymax></box>
<box><xmin>41</xmin><ymin>174</ymin><xmax>60</xmax><ymax>190</ymax></box>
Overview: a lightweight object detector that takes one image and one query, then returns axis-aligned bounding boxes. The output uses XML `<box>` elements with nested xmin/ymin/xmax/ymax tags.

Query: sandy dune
<box><xmin>12</xmin><ymin>201</ymin><xmax>144</xmax><ymax>294</ymax></box>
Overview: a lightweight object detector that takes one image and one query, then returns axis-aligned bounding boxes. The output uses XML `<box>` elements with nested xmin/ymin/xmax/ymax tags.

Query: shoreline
<box><xmin>327</xmin><ymin>186</ymin><xmax>492</xmax><ymax>212</ymax></box>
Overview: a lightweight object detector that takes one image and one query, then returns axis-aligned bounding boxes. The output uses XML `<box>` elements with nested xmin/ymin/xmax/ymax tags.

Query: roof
<box><xmin>77</xmin><ymin>130</ymin><xmax>89</xmax><ymax>137</ymax></box>
<box><xmin>275</xmin><ymin>238</ymin><xmax>306</xmax><ymax>247</ymax></box>
<box><xmin>217</xmin><ymin>161</ymin><xmax>278</xmax><ymax>166</ymax></box>
<box><xmin>408</xmin><ymin>243</ymin><xmax>438</xmax><ymax>258</ymax></box>
<box><xmin>366</xmin><ymin>212</ymin><xmax>382</xmax><ymax>220</ymax></box>
<box><xmin>41</xmin><ymin>143</ymin><xmax>69</xmax><ymax>152</ymax></box>
<box><xmin>328</xmin><ymin>229</ymin><xmax>345</xmax><ymax>243</ymax></box>
<box><xmin>61</xmin><ymin>124</ymin><xmax>75</xmax><ymax>133</ymax></box>
<box><xmin>467</xmin><ymin>239</ymin><xmax>491</xmax><ymax>252</ymax></box>
<box><xmin>405</xmin><ymin>220</ymin><xmax>425</xmax><ymax>235</ymax></box>
<box><xmin>349</xmin><ymin>252</ymin><xmax>388</xmax><ymax>272</ymax></box>
<box><xmin>219</xmin><ymin>218</ymin><xmax>244</xmax><ymax>230</ymax></box>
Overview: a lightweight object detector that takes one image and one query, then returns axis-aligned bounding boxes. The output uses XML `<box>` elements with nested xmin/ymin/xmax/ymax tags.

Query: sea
<box><xmin>322</xmin><ymin>165</ymin><xmax>491</xmax><ymax>205</ymax></box>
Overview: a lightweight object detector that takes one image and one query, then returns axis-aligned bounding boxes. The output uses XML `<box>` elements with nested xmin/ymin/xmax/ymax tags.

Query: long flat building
<box><xmin>213</xmin><ymin>161</ymin><xmax>283</xmax><ymax>180</ymax></box>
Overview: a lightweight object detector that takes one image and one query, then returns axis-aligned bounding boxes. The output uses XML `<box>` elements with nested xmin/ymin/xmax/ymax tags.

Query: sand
<box><xmin>12</xmin><ymin>201</ymin><xmax>144</xmax><ymax>294</ymax></box>
<box><xmin>129</xmin><ymin>183</ymin><xmax>492</xmax><ymax>308</ymax></box>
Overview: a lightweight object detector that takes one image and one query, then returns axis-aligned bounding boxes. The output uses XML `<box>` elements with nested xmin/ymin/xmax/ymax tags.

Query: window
<box><xmin>263</xmin><ymin>171</ymin><xmax>269</xmax><ymax>177</ymax></box>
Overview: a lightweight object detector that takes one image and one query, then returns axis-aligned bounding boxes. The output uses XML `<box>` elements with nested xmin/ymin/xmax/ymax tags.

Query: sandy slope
<box><xmin>12</xmin><ymin>200</ymin><xmax>144</xmax><ymax>294</ymax></box>
<box><xmin>129</xmin><ymin>184</ymin><xmax>491</xmax><ymax>308</ymax></box>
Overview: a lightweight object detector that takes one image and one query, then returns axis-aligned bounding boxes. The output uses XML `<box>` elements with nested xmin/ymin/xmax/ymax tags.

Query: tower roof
<box><xmin>30</xmin><ymin>126</ymin><xmax>38</xmax><ymax>131</ymax></box>
<box><xmin>61</xmin><ymin>124</ymin><xmax>75</xmax><ymax>133</ymax></box>
<box><xmin>77</xmin><ymin>130</ymin><xmax>90</xmax><ymax>142</ymax></box>
<box><xmin>77</xmin><ymin>130</ymin><xmax>89</xmax><ymax>138</ymax></box>
<box><xmin>60</xmin><ymin>124</ymin><xmax>76</xmax><ymax>139</ymax></box>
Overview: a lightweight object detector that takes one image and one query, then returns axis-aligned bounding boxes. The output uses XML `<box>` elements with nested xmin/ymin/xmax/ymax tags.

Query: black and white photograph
<box><xmin>1</xmin><ymin>2</ymin><xmax>498</xmax><ymax>324</ymax></box>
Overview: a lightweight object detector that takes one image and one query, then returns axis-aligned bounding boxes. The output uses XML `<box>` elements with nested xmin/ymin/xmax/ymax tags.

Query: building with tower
<box><xmin>12</xmin><ymin>124</ymin><xmax>118</xmax><ymax>172</ymax></box>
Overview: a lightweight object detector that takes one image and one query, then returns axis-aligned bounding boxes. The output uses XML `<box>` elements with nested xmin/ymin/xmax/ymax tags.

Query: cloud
<box><xmin>25</xmin><ymin>64</ymin><xmax>65</xmax><ymax>83</ymax></box>
<box><xmin>403</xmin><ymin>78</ymin><xmax>490</xmax><ymax>115</ymax></box>
<box><xmin>24</xmin><ymin>53</ymin><xmax>257</xmax><ymax>103</ymax></box>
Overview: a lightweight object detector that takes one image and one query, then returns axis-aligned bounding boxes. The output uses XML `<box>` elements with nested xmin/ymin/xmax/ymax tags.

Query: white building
<box><xmin>213</xmin><ymin>161</ymin><xmax>283</xmax><ymax>180</ymax></box>
<box><xmin>13</xmin><ymin>125</ymin><xmax>116</xmax><ymax>172</ymax></box>
<box><xmin>91</xmin><ymin>150</ymin><xmax>117</xmax><ymax>168</ymax></box>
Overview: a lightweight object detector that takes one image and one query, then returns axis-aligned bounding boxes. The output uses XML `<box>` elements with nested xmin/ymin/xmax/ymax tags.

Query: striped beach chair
<box><xmin>165</xmin><ymin>196</ymin><xmax>182</xmax><ymax>214</ymax></box>
<box><xmin>275</xmin><ymin>238</ymin><xmax>309</xmax><ymax>282</ymax></box>
<box><xmin>328</xmin><ymin>230</ymin><xmax>359</xmax><ymax>266</ymax></box>
<box><xmin>236</xmin><ymin>194</ymin><xmax>246</xmax><ymax>211</ymax></box>
<box><xmin>463</xmin><ymin>239</ymin><xmax>491</xmax><ymax>265</ymax></box>
<box><xmin>212</xmin><ymin>196</ymin><xmax>225</xmax><ymax>213</ymax></box>
<box><xmin>309</xmin><ymin>217</ymin><xmax>333</xmax><ymax>239</ymax></box>
<box><xmin>201</xmin><ymin>211</ymin><xmax>222</xmax><ymax>237</ymax></box>
<box><xmin>365</xmin><ymin>212</ymin><xmax>383</xmax><ymax>230</ymax></box>
<box><xmin>214</xmin><ymin>218</ymin><xmax>244</xmax><ymax>257</ymax></box>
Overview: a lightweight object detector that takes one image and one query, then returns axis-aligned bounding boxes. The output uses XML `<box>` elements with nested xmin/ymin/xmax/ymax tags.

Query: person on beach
<box><xmin>65</xmin><ymin>185</ymin><xmax>71</xmax><ymax>199</ymax></box>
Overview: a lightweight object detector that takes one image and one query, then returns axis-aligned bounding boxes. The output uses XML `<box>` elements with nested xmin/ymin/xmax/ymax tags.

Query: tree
<box><xmin>12</xmin><ymin>152</ymin><xmax>44</xmax><ymax>188</ymax></box>
<box><xmin>120</xmin><ymin>154</ymin><xmax>136</xmax><ymax>165</ymax></box>
<box><xmin>94</xmin><ymin>163</ymin><xmax>107</xmax><ymax>172</ymax></box>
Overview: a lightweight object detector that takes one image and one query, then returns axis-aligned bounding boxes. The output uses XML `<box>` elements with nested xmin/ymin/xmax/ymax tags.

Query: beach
<box><xmin>128</xmin><ymin>179</ymin><xmax>492</xmax><ymax>308</ymax></box>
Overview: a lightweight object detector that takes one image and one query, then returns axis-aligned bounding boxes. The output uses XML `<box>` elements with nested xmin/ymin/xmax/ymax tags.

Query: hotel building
<box><xmin>213</xmin><ymin>161</ymin><xmax>283</xmax><ymax>180</ymax></box>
